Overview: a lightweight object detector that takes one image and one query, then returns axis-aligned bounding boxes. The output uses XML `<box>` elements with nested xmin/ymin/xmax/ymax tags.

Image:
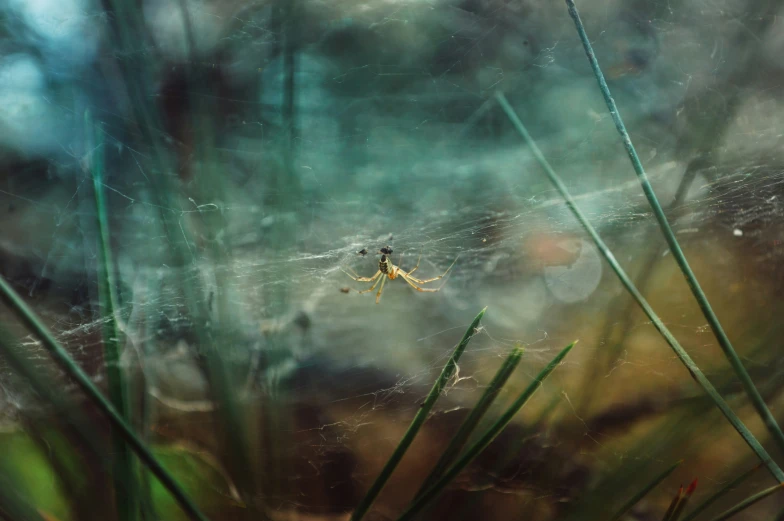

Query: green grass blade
<box><xmin>414</xmin><ymin>344</ymin><xmax>525</xmax><ymax>498</ymax></box>
<box><xmin>349</xmin><ymin>307</ymin><xmax>488</xmax><ymax>521</ymax></box>
<box><xmin>680</xmin><ymin>465</ymin><xmax>761</xmax><ymax>521</ymax></box>
<box><xmin>495</xmin><ymin>92</ymin><xmax>784</xmax><ymax>483</ymax></box>
<box><xmin>396</xmin><ymin>341</ymin><xmax>576</xmax><ymax>521</ymax></box>
<box><xmin>0</xmin><ymin>277</ymin><xmax>211</xmax><ymax>521</ymax></box>
<box><xmin>670</xmin><ymin>479</ymin><xmax>698</xmax><ymax>521</ymax></box>
<box><xmin>663</xmin><ymin>485</ymin><xmax>685</xmax><ymax>521</ymax></box>
<box><xmin>608</xmin><ymin>460</ymin><xmax>682</xmax><ymax>521</ymax></box>
<box><xmin>706</xmin><ymin>483</ymin><xmax>784</xmax><ymax>521</ymax></box>
<box><xmin>87</xmin><ymin>111</ymin><xmax>139</xmax><ymax>521</ymax></box>
<box><xmin>564</xmin><ymin>0</ymin><xmax>784</xmax><ymax>458</ymax></box>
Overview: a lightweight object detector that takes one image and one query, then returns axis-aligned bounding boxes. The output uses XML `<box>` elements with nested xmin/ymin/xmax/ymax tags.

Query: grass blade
<box><xmin>349</xmin><ymin>307</ymin><xmax>487</xmax><ymax>521</ymax></box>
<box><xmin>396</xmin><ymin>341</ymin><xmax>576</xmax><ymax>521</ymax></box>
<box><xmin>495</xmin><ymin>92</ymin><xmax>784</xmax><ymax>483</ymax></box>
<box><xmin>564</xmin><ymin>0</ymin><xmax>784</xmax><ymax>458</ymax></box>
<box><xmin>680</xmin><ymin>465</ymin><xmax>761</xmax><ymax>521</ymax></box>
<box><xmin>706</xmin><ymin>483</ymin><xmax>784</xmax><ymax>521</ymax></box>
<box><xmin>663</xmin><ymin>485</ymin><xmax>685</xmax><ymax>521</ymax></box>
<box><xmin>0</xmin><ymin>276</ymin><xmax>211</xmax><ymax>521</ymax></box>
<box><xmin>87</xmin><ymin>111</ymin><xmax>138</xmax><ymax>521</ymax></box>
<box><xmin>670</xmin><ymin>479</ymin><xmax>698</xmax><ymax>521</ymax></box>
<box><xmin>609</xmin><ymin>460</ymin><xmax>682</xmax><ymax>521</ymax></box>
<box><xmin>414</xmin><ymin>344</ymin><xmax>525</xmax><ymax>498</ymax></box>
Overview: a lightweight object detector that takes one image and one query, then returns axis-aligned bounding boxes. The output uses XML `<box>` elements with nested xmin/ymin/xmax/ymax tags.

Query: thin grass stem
<box><xmin>0</xmin><ymin>276</ymin><xmax>211</xmax><ymax>521</ymax></box>
<box><xmin>670</xmin><ymin>479</ymin><xmax>698</xmax><ymax>521</ymax></box>
<box><xmin>87</xmin><ymin>112</ymin><xmax>139</xmax><ymax>521</ymax></box>
<box><xmin>349</xmin><ymin>307</ymin><xmax>487</xmax><ymax>521</ymax></box>
<box><xmin>680</xmin><ymin>465</ymin><xmax>761</xmax><ymax>521</ymax></box>
<box><xmin>396</xmin><ymin>341</ymin><xmax>576</xmax><ymax>521</ymax></box>
<box><xmin>706</xmin><ymin>483</ymin><xmax>784</xmax><ymax>521</ymax></box>
<box><xmin>608</xmin><ymin>460</ymin><xmax>682</xmax><ymax>521</ymax></box>
<box><xmin>663</xmin><ymin>485</ymin><xmax>685</xmax><ymax>521</ymax></box>
<box><xmin>564</xmin><ymin>0</ymin><xmax>784</xmax><ymax>458</ymax></box>
<box><xmin>496</xmin><ymin>91</ymin><xmax>784</xmax><ymax>483</ymax></box>
<box><xmin>414</xmin><ymin>344</ymin><xmax>525</xmax><ymax>498</ymax></box>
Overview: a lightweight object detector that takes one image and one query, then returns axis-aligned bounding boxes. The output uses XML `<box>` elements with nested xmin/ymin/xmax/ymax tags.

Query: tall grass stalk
<box><xmin>395</xmin><ymin>341</ymin><xmax>576</xmax><ymax>521</ymax></box>
<box><xmin>663</xmin><ymin>485</ymin><xmax>686</xmax><ymax>521</ymax></box>
<box><xmin>0</xmin><ymin>276</ymin><xmax>210</xmax><ymax>521</ymax></box>
<box><xmin>608</xmin><ymin>460</ymin><xmax>682</xmax><ymax>521</ymax></box>
<box><xmin>414</xmin><ymin>344</ymin><xmax>525</xmax><ymax>498</ymax></box>
<box><xmin>680</xmin><ymin>465</ymin><xmax>762</xmax><ymax>521</ymax></box>
<box><xmin>495</xmin><ymin>92</ymin><xmax>784</xmax><ymax>482</ymax></box>
<box><xmin>668</xmin><ymin>479</ymin><xmax>698</xmax><ymax>521</ymax></box>
<box><xmin>349</xmin><ymin>307</ymin><xmax>487</xmax><ymax>521</ymax></box>
<box><xmin>706</xmin><ymin>483</ymin><xmax>784</xmax><ymax>521</ymax></box>
<box><xmin>87</xmin><ymin>112</ymin><xmax>139</xmax><ymax>521</ymax></box>
<box><xmin>564</xmin><ymin>0</ymin><xmax>784</xmax><ymax>458</ymax></box>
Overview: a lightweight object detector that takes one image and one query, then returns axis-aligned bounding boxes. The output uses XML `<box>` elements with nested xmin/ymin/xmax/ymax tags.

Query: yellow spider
<box><xmin>342</xmin><ymin>246</ymin><xmax>457</xmax><ymax>304</ymax></box>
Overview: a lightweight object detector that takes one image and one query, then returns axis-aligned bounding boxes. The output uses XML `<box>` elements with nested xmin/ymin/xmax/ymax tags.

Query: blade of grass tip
<box><xmin>0</xmin><ymin>277</ymin><xmax>211</xmax><ymax>521</ymax></box>
<box><xmin>670</xmin><ymin>479</ymin><xmax>698</xmax><ymax>521</ymax></box>
<box><xmin>414</xmin><ymin>344</ymin><xmax>525</xmax><ymax>498</ymax></box>
<box><xmin>349</xmin><ymin>307</ymin><xmax>487</xmax><ymax>521</ymax></box>
<box><xmin>706</xmin><ymin>483</ymin><xmax>784</xmax><ymax>521</ymax></box>
<box><xmin>663</xmin><ymin>485</ymin><xmax>685</xmax><ymax>521</ymax></box>
<box><xmin>495</xmin><ymin>92</ymin><xmax>784</xmax><ymax>483</ymax></box>
<box><xmin>680</xmin><ymin>465</ymin><xmax>762</xmax><ymax>521</ymax></box>
<box><xmin>608</xmin><ymin>460</ymin><xmax>682</xmax><ymax>521</ymax></box>
<box><xmin>87</xmin><ymin>111</ymin><xmax>139</xmax><ymax>521</ymax></box>
<box><xmin>396</xmin><ymin>341</ymin><xmax>576</xmax><ymax>521</ymax></box>
<box><xmin>563</xmin><ymin>0</ymin><xmax>784</xmax><ymax>458</ymax></box>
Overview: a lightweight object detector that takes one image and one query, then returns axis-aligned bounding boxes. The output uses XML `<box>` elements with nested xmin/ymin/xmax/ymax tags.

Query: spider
<box><xmin>342</xmin><ymin>246</ymin><xmax>457</xmax><ymax>303</ymax></box>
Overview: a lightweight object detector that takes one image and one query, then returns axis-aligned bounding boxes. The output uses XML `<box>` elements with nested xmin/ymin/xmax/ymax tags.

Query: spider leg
<box><xmin>357</xmin><ymin>274</ymin><xmax>384</xmax><ymax>295</ymax></box>
<box><xmin>342</xmin><ymin>268</ymin><xmax>382</xmax><ymax>283</ymax></box>
<box><xmin>403</xmin><ymin>254</ymin><xmax>422</xmax><ymax>276</ymax></box>
<box><xmin>400</xmin><ymin>272</ymin><xmax>442</xmax><ymax>293</ymax></box>
<box><xmin>404</xmin><ymin>256</ymin><xmax>458</xmax><ymax>285</ymax></box>
<box><xmin>375</xmin><ymin>276</ymin><xmax>387</xmax><ymax>304</ymax></box>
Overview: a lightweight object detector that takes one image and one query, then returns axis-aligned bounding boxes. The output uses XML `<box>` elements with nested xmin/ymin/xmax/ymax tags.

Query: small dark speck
<box><xmin>293</xmin><ymin>310</ymin><xmax>311</xmax><ymax>330</ymax></box>
<box><xmin>358</xmin><ymin>248</ymin><xmax>368</xmax><ymax>256</ymax></box>
<box><xmin>340</xmin><ymin>287</ymin><xmax>351</xmax><ymax>294</ymax></box>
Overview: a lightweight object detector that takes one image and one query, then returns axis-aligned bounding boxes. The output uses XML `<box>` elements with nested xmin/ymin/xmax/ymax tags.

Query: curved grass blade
<box><xmin>396</xmin><ymin>341</ymin><xmax>576</xmax><ymax>521</ymax></box>
<box><xmin>414</xmin><ymin>344</ymin><xmax>525</xmax><ymax>498</ymax></box>
<box><xmin>564</xmin><ymin>0</ymin><xmax>784</xmax><ymax>458</ymax></box>
<box><xmin>0</xmin><ymin>276</ymin><xmax>211</xmax><ymax>521</ymax></box>
<box><xmin>680</xmin><ymin>465</ymin><xmax>762</xmax><ymax>521</ymax></box>
<box><xmin>495</xmin><ymin>92</ymin><xmax>784</xmax><ymax>483</ymax></box>
<box><xmin>706</xmin><ymin>483</ymin><xmax>784</xmax><ymax>521</ymax></box>
<box><xmin>349</xmin><ymin>307</ymin><xmax>487</xmax><ymax>521</ymax></box>
<box><xmin>87</xmin><ymin>111</ymin><xmax>139</xmax><ymax>521</ymax></box>
<box><xmin>609</xmin><ymin>460</ymin><xmax>682</xmax><ymax>521</ymax></box>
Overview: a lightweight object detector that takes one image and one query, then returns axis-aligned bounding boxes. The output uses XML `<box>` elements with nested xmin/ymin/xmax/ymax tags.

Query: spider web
<box><xmin>0</xmin><ymin>0</ymin><xmax>783</xmax><ymax>517</ymax></box>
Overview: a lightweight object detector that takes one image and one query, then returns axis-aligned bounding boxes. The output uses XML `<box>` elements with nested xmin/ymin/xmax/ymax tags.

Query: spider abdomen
<box><xmin>379</xmin><ymin>255</ymin><xmax>390</xmax><ymax>275</ymax></box>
